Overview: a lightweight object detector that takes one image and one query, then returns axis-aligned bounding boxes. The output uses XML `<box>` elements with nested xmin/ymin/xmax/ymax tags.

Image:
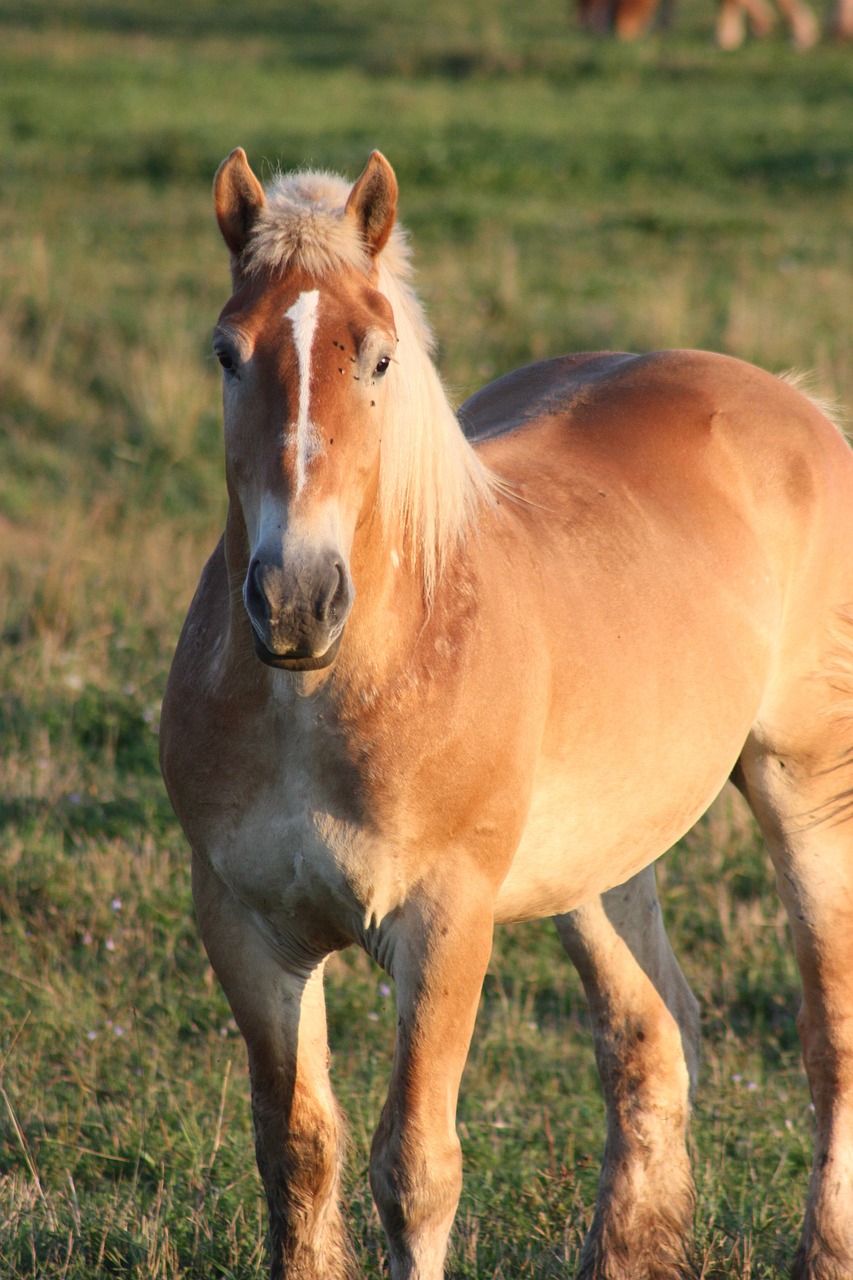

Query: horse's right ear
<box><xmin>214</xmin><ymin>148</ymin><xmax>266</xmax><ymax>258</ymax></box>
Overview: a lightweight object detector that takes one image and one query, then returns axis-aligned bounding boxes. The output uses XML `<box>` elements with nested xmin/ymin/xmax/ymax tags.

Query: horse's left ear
<box><xmin>345</xmin><ymin>151</ymin><xmax>398</xmax><ymax>259</ymax></box>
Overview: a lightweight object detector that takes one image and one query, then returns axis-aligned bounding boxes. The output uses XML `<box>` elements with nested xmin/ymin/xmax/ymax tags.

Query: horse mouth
<box><xmin>251</xmin><ymin>629</ymin><xmax>344</xmax><ymax>671</ymax></box>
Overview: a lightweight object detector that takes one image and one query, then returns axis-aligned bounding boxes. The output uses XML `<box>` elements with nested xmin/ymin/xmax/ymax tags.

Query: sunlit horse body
<box><xmin>160</xmin><ymin>149</ymin><xmax>853</xmax><ymax>1280</ymax></box>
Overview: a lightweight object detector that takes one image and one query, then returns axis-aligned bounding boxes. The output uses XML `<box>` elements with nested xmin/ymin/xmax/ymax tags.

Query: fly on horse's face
<box><xmin>212</xmin><ymin>149</ymin><xmax>399</xmax><ymax>671</ymax></box>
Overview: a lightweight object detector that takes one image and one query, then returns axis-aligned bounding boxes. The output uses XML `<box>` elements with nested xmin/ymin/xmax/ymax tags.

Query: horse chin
<box><xmin>251</xmin><ymin>629</ymin><xmax>344</xmax><ymax>671</ymax></box>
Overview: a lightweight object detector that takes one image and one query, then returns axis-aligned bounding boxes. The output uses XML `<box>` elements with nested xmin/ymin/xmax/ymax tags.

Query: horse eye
<box><xmin>217</xmin><ymin>350</ymin><xmax>236</xmax><ymax>373</ymax></box>
<box><xmin>373</xmin><ymin>356</ymin><xmax>391</xmax><ymax>378</ymax></box>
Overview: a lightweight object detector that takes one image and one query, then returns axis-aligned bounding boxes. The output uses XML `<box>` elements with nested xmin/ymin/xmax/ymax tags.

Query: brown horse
<box><xmin>160</xmin><ymin>149</ymin><xmax>853</xmax><ymax>1280</ymax></box>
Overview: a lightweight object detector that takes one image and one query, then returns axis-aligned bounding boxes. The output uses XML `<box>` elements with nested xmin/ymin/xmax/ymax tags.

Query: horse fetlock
<box><xmin>576</xmin><ymin>1193</ymin><xmax>696</xmax><ymax>1280</ymax></box>
<box><xmin>371</xmin><ymin>1148</ymin><xmax>462</xmax><ymax>1231</ymax></box>
<box><xmin>264</xmin><ymin>1183</ymin><xmax>353</xmax><ymax>1276</ymax></box>
<box><xmin>576</xmin><ymin>1247</ymin><xmax>694</xmax><ymax>1280</ymax></box>
<box><xmin>267</xmin><ymin>1210</ymin><xmax>355</xmax><ymax>1280</ymax></box>
<box><xmin>794</xmin><ymin>1182</ymin><xmax>853</xmax><ymax>1280</ymax></box>
<box><xmin>792</xmin><ymin>1240</ymin><xmax>853</xmax><ymax>1280</ymax></box>
<box><xmin>577</xmin><ymin>1148</ymin><xmax>696</xmax><ymax>1280</ymax></box>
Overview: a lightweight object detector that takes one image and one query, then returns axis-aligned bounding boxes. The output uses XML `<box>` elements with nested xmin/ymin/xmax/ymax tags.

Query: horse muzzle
<box><xmin>244</xmin><ymin>550</ymin><xmax>353</xmax><ymax>670</ymax></box>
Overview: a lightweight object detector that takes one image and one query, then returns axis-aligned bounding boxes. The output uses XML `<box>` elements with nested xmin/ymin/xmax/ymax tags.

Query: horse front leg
<box><xmin>369</xmin><ymin>872</ymin><xmax>495</xmax><ymax>1280</ymax></box>
<box><xmin>192</xmin><ymin>857</ymin><xmax>353</xmax><ymax>1280</ymax></box>
<box><xmin>555</xmin><ymin>864</ymin><xmax>700</xmax><ymax>1280</ymax></box>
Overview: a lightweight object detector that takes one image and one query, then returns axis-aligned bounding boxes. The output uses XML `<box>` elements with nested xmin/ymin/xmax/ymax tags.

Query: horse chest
<box><xmin>195</xmin><ymin>711</ymin><xmax>395</xmax><ymax>946</ymax></box>
<box><xmin>211</xmin><ymin>797</ymin><xmax>327</xmax><ymax>902</ymax></box>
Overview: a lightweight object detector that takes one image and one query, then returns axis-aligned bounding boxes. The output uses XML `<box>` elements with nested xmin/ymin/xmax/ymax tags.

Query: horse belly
<box><xmin>490</xmin><ymin>611</ymin><xmax>771</xmax><ymax>926</ymax></box>
<box><xmin>493</xmin><ymin>748</ymin><xmax>737</xmax><ymax>923</ymax></box>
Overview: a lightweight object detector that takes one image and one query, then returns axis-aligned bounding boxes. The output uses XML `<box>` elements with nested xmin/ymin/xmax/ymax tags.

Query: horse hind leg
<box><xmin>555</xmin><ymin>863</ymin><xmax>700</xmax><ymax>1280</ymax></box>
<box><xmin>735</xmin><ymin>627</ymin><xmax>853</xmax><ymax>1280</ymax></box>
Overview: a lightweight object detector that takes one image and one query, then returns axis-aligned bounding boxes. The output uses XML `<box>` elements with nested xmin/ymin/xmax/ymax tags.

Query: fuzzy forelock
<box><xmin>244</xmin><ymin>169</ymin><xmax>408</xmax><ymax>286</ymax></box>
<box><xmin>241</xmin><ymin>165</ymin><xmax>497</xmax><ymax>599</ymax></box>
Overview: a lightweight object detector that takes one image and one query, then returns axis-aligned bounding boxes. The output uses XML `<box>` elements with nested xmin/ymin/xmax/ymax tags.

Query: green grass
<box><xmin>1</xmin><ymin>2</ymin><xmax>852</xmax><ymax>1275</ymax></box>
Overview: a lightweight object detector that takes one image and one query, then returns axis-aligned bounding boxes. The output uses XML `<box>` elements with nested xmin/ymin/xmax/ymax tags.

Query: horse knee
<box><xmin>370</xmin><ymin>1127</ymin><xmax>463</xmax><ymax>1277</ymax></box>
<box><xmin>602</xmin><ymin>1009</ymin><xmax>694</xmax><ymax>1155</ymax></box>
<box><xmin>370</xmin><ymin>1126</ymin><xmax>463</xmax><ymax>1227</ymax></box>
<box><xmin>253</xmin><ymin>1091</ymin><xmax>341</xmax><ymax>1202</ymax></box>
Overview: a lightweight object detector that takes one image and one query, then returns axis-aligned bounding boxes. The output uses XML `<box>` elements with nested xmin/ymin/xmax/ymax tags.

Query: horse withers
<box><xmin>160</xmin><ymin>149</ymin><xmax>853</xmax><ymax>1280</ymax></box>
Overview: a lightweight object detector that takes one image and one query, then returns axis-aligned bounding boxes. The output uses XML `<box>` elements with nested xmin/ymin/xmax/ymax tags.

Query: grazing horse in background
<box><xmin>575</xmin><ymin>0</ymin><xmax>832</xmax><ymax>46</ymax></box>
<box><xmin>160</xmin><ymin>147</ymin><xmax>853</xmax><ymax>1280</ymax></box>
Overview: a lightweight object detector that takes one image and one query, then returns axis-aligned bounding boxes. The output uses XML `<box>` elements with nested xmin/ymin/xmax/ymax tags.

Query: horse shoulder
<box><xmin>159</xmin><ymin>537</ymin><xmax>262</xmax><ymax>819</ymax></box>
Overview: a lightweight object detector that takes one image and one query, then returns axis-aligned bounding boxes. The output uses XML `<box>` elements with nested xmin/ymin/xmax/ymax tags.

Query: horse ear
<box><xmin>214</xmin><ymin>148</ymin><xmax>266</xmax><ymax>258</ymax></box>
<box><xmin>345</xmin><ymin>151</ymin><xmax>398</xmax><ymax>259</ymax></box>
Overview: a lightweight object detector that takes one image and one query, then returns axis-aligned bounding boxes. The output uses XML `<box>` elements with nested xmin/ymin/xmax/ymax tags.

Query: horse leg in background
<box><xmin>716</xmin><ymin>0</ymin><xmax>818</xmax><ymax>47</ymax></box>
<box><xmin>575</xmin><ymin>0</ymin><xmax>616</xmax><ymax>35</ymax></box>
<box><xmin>574</xmin><ymin>0</ymin><xmax>661</xmax><ymax>37</ymax></box>
<box><xmin>736</xmin><ymin>730</ymin><xmax>853</xmax><ymax>1280</ymax></box>
<box><xmin>369</xmin><ymin>871</ymin><xmax>495</xmax><ymax>1280</ymax></box>
<box><xmin>830</xmin><ymin>0</ymin><xmax>853</xmax><ymax>38</ymax></box>
<box><xmin>192</xmin><ymin>858</ymin><xmax>353</xmax><ymax>1280</ymax></box>
<box><xmin>716</xmin><ymin>0</ymin><xmax>775</xmax><ymax>48</ymax></box>
<box><xmin>555</xmin><ymin>864</ymin><xmax>700</xmax><ymax>1280</ymax></box>
<box><xmin>771</xmin><ymin>0</ymin><xmax>820</xmax><ymax>46</ymax></box>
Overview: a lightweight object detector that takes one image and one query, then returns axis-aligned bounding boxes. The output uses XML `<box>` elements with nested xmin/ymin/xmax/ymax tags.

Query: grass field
<box><xmin>2</xmin><ymin>1</ymin><xmax>853</xmax><ymax>1276</ymax></box>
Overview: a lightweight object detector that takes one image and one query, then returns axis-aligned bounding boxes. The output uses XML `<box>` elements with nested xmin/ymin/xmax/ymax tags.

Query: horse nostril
<box><xmin>245</xmin><ymin>557</ymin><xmax>268</xmax><ymax>620</ymax></box>
<box><xmin>320</xmin><ymin>560</ymin><xmax>352</xmax><ymax>625</ymax></box>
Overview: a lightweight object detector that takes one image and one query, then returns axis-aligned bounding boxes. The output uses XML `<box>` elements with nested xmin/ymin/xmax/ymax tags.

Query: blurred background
<box><xmin>1</xmin><ymin>2</ymin><xmax>852</xmax><ymax>1276</ymax></box>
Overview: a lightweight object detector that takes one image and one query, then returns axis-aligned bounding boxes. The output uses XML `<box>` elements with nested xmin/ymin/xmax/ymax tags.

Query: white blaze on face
<box><xmin>285</xmin><ymin>290</ymin><xmax>321</xmax><ymax>494</ymax></box>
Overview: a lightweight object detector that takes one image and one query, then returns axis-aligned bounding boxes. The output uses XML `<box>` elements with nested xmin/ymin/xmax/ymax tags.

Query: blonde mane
<box><xmin>245</xmin><ymin>168</ymin><xmax>498</xmax><ymax>598</ymax></box>
<box><xmin>780</xmin><ymin>369</ymin><xmax>849</xmax><ymax>440</ymax></box>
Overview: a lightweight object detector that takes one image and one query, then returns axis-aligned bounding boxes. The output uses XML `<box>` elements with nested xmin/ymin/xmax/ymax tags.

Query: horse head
<box><xmin>212</xmin><ymin>149</ymin><xmax>400</xmax><ymax>670</ymax></box>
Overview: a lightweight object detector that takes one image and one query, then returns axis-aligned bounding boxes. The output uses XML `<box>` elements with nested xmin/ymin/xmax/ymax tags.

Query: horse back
<box><xmin>459</xmin><ymin>352</ymin><xmax>636</xmax><ymax>442</ymax></box>
<box><xmin>462</xmin><ymin>349</ymin><xmax>853</xmax><ymax>546</ymax></box>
